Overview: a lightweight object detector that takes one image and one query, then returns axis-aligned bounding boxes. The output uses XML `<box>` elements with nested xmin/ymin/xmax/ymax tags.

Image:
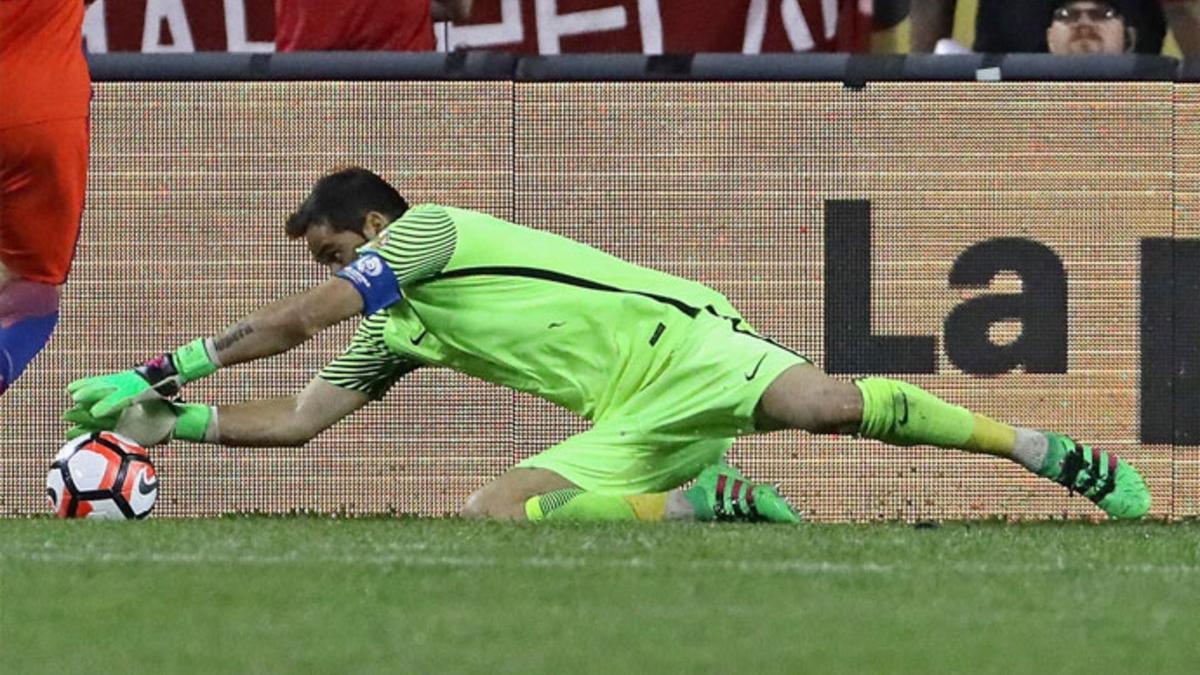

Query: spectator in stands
<box><xmin>1047</xmin><ymin>1</ymin><xmax>1134</xmax><ymax>53</ymax></box>
<box><xmin>1162</xmin><ymin>0</ymin><xmax>1200</xmax><ymax>55</ymax></box>
<box><xmin>275</xmin><ymin>0</ymin><xmax>474</xmax><ymax>52</ymax></box>
<box><xmin>909</xmin><ymin>0</ymin><xmax>1168</xmax><ymax>55</ymax></box>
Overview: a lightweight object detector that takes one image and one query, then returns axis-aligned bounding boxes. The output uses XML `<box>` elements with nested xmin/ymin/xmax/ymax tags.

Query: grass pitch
<box><xmin>1</xmin><ymin>519</ymin><xmax>1198</xmax><ymax>675</ymax></box>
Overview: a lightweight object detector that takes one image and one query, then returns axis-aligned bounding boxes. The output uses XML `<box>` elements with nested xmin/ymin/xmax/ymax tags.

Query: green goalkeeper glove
<box><xmin>63</xmin><ymin>399</ymin><xmax>215</xmax><ymax>446</ymax></box>
<box><xmin>66</xmin><ymin>338</ymin><xmax>219</xmax><ymax>417</ymax></box>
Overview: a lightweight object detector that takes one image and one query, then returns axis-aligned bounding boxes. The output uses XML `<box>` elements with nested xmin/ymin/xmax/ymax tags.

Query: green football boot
<box><xmin>685</xmin><ymin>463</ymin><xmax>801</xmax><ymax>524</ymax></box>
<box><xmin>1038</xmin><ymin>432</ymin><xmax>1151</xmax><ymax>519</ymax></box>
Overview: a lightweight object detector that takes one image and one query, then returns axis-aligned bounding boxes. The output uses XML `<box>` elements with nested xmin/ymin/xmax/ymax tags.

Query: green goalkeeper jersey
<box><xmin>320</xmin><ymin>204</ymin><xmax>741</xmax><ymax>421</ymax></box>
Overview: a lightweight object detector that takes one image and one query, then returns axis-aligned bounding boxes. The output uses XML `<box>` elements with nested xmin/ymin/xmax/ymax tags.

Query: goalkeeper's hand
<box><xmin>63</xmin><ymin>400</ymin><xmax>214</xmax><ymax>447</ymax></box>
<box><xmin>66</xmin><ymin>339</ymin><xmax>219</xmax><ymax>417</ymax></box>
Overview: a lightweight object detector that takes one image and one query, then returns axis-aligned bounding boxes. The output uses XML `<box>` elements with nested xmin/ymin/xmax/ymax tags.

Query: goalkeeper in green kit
<box><xmin>64</xmin><ymin>167</ymin><xmax>1152</xmax><ymax>522</ymax></box>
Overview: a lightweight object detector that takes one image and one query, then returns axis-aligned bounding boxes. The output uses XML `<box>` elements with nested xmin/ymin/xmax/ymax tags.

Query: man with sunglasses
<box><xmin>909</xmin><ymin>0</ymin><xmax>1167</xmax><ymax>55</ymax></box>
<box><xmin>1048</xmin><ymin>1</ymin><xmax>1134</xmax><ymax>53</ymax></box>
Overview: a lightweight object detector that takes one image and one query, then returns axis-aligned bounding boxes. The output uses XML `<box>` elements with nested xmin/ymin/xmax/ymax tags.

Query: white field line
<box><xmin>1</xmin><ymin>550</ymin><xmax>1197</xmax><ymax>576</ymax></box>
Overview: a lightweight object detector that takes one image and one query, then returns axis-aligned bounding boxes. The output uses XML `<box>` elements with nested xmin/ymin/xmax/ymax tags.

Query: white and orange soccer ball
<box><xmin>46</xmin><ymin>431</ymin><xmax>158</xmax><ymax>519</ymax></box>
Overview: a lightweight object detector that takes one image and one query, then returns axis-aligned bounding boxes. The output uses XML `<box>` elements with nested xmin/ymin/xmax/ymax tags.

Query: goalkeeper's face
<box><xmin>304</xmin><ymin>213</ymin><xmax>387</xmax><ymax>274</ymax></box>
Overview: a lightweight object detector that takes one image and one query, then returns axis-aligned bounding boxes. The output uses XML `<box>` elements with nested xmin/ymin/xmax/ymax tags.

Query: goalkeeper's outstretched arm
<box><xmin>66</xmin><ymin>376</ymin><xmax>371</xmax><ymax>447</ymax></box>
<box><xmin>210</xmin><ymin>377</ymin><xmax>370</xmax><ymax>447</ymax></box>
<box><xmin>67</xmin><ymin>277</ymin><xmax>364</xmax><ymax>417</ymax></box>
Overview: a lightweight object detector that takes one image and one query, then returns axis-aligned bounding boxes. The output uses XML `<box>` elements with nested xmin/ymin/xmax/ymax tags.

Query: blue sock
<box><xmin>0</xmin><ymin>312</ymin><xmax>59</xmax><ymax>395</ymax></box>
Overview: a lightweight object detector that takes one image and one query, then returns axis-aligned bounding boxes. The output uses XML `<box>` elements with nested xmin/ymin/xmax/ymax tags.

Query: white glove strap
<box><xmin>204</xmin><ymin>406</ymin><xmax>221</xmax><ymax>444</ymax></box>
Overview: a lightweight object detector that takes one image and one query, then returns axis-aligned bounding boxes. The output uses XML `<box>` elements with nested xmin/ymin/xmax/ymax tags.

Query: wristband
<box><xmin>174</xmin><ymin>403</ymin><xmax>215</xmax><ymax>442</ymax></box>
<box><xmin>172</xmin><ymin>338</ymin><xmax>220</xmax><ymax>383</ymax></box>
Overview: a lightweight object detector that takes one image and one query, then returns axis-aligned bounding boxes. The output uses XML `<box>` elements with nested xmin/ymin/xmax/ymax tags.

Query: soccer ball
<box><xmin>46</xmin><ymin>431</ymin><xmax>158</xmax><ymax>519</ymax></box>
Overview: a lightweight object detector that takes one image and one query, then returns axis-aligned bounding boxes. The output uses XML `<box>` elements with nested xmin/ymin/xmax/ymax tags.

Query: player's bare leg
<box><xmin>0</xmin><ymin>261</ymin><xmax>61</xmax><ymax>396</ymax></box>
<box><xmin>755</xmin><ymin>363</ymin><xmax>1152</xmax><ymax>519</ymax></box>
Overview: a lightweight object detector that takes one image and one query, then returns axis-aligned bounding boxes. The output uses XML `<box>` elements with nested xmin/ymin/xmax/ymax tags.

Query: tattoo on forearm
<box><xmin>213</xmin><ymin>323</ymin><xmax>255</xmax><ymax>351</ymax></box>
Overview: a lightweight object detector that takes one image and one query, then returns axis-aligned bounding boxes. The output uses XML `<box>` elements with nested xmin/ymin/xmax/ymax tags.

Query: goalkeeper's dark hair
<box><xmin>285</xmin><ymin>166</ymin><xmax>409</xmax><ymax>239</ymax></box>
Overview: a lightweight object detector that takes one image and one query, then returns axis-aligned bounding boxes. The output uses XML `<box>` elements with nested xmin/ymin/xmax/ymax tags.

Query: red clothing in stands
<box><xmin>275</xmin><ymin>0</ymin><xmax>436</xmax><ymax>51</ymax></box>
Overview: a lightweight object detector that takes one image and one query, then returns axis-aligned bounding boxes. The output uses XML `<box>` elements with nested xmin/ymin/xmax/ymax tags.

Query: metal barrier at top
<box><xmin>87</xmin><ymin>52</ymin><xmax>1195</xmax><ymax>83</ymax></box>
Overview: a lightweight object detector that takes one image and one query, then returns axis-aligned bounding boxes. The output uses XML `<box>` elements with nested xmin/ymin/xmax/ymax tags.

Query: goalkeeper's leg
<box><xmin>462</xmin><ymin>468</ymin><xmax>691</xmax><ymax>521</ymax></box>
<box><xmin>462</xmin><ymin>465</ymin><xmax>799</xmax><ymax>523</ymax></box>
<box><xmin>755</xmin><ymin>363</ymin><xmax>1151</xmax><ymax>519</ymax></box>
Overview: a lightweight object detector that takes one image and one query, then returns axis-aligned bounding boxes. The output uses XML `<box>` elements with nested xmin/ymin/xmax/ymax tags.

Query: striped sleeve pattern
<box><xmin>318</xmin><ymin>314</ymin><xmax>419</xmax><ymax>400</ymax></box>
<box><xmin>368</xmin><ymin>204</ymin><xmax>457</xmax><ymax>287</ymax></box>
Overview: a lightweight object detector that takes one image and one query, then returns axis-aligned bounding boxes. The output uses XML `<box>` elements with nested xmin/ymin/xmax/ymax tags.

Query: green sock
<box><xmin>854</xmin><ymin>377</ymin><xmax>1016</xmax><ymax>457</ymax></box>
<box><xmin>525</xmin><ymin>489</ymin><xmax>669</xmax><ymax>521</ymax></box>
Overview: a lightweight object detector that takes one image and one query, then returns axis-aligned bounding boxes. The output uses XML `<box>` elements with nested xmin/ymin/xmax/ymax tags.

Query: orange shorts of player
<box><xmin>0</xmin><ymin>116</ymin><xmax>89</xmax><ymax>285</ymax></box>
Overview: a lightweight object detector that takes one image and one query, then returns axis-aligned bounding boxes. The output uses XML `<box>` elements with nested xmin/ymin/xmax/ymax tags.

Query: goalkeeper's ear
<box><xmin>362</xmin><ymin>211</ymin><xmax>391</xmax><ymax>241</ymax></box>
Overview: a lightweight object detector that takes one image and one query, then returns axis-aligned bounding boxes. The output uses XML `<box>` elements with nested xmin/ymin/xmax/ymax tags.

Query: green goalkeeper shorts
<box><xmin>516</xmin><ymin>311</ymin><xmax>808</xmax><ymax>495</ymax></box>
